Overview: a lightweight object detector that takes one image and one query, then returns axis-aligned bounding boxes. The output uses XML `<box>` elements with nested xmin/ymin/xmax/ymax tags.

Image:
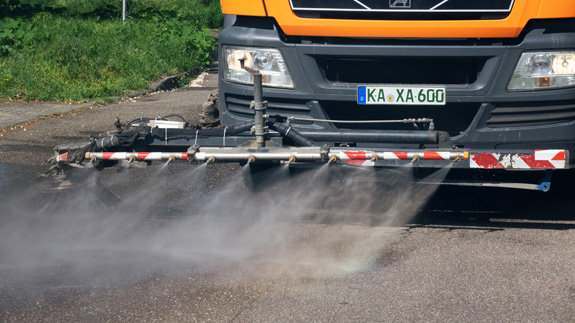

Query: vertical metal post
<box><xmin>240</xmin><ymin>58</ymin><xmax>268</xmax><ymax>149</ymax></box>
<box><xmin>122</xmin><ymin>0</ymin><xmax>126</xmax><ymax>22</ymax></box>
<box><xmin>252</xmin><ymin>73</ymin><xmax>266</xmax><ymax>148</ymax></box>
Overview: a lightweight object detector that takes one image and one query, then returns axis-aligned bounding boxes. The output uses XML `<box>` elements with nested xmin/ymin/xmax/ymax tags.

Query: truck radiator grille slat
<box><xmin>321</xmin><ymin>101</ymin><xmax>480</xmax><ymax>135</ymax></box>
<box><xmin>317</xmin><ymin>57</ymin><xmax>487</xmax><ymax>85</ymax></box>
<box><xmin>487</xmin><ymin>103</ymin><xmax>575</xmax><ymax>128</ymax></box>
<box><xmin>225</xmin><ymin>95</ymin><xmax>313</xmax><ymax>121</ymax></box>
<box><xmin>291</xmin><ymin>0</ymin><xmax>513</xmax><ymax>20</ymax></box>
<box><xmin>294</xmin><ymin>11</ymin><xmax>510</xmax><ymax>21</ymax></box>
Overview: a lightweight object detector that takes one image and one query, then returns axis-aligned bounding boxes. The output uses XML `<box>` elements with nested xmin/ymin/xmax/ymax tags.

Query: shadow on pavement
<box><xmin>413</xmin><ymin>180</ymin><xmax>575</xmax><ymax>230</ymax></box>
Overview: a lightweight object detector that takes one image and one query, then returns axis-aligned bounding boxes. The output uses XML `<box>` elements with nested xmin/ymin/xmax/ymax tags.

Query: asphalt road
<box><xmin>1</xmin><ymin>72</ymin><xmax>575</xmax><ymax>322</ymax></box>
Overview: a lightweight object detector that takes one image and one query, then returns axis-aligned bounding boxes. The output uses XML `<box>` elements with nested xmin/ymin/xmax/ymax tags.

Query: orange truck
<box><xmin>215</xmin><ymin>0</ymin><xmax>575</xmax><ymax>190</ymax></box>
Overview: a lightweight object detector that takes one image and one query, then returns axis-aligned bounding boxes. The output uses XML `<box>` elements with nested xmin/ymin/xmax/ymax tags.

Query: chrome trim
<box><xmin>289</xmin><ymin>0</ymin><xmax>515</xmax><ymax>13</ymax></box>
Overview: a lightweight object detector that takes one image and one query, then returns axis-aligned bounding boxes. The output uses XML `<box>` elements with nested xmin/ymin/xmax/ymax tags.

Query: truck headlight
<box><xmin>508</xmin><ymin>51</ymin><xmax>575</xmax><ymax>91</ymax></box>
<box><xmin>224</xmin><ymin>46</ymin><xmax>294</xmax><ymax>89</ymax></box>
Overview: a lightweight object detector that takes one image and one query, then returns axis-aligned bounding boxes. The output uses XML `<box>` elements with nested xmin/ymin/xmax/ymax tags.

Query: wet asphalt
<box><xmin>1</xmin><ymin>71</ymin><xmax>575</xmax><ymax>322</ymax></box>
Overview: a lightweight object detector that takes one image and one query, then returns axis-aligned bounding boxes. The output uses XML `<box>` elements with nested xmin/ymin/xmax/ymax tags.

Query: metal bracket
<box><xmin>536</xmin><ymin>169</ymin><xmax>553</xmax><ymax>192</ymax></box>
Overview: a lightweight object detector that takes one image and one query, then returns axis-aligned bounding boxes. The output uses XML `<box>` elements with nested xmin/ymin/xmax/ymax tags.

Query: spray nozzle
<box><xmin>320</xmin><ymin>144</ymin><xmax>331</xmax><ymax>162</ymax></box>
<box><xmin>128</xmin><ymin>155</ymin><xmax>137</xmax><ymax>164</ymax></box>
<box><xmin>167</xmin><ymin>155</ymin><xmax>176</xmax><ymax>164</ymax></box>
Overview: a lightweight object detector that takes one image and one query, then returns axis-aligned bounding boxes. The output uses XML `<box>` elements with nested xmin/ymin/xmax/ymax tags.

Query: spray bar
<box><xmin>85</xmin><ymin>148</ymin><xmax>469</xmax><ymax>163</ymax></box>
<box><xmin>82</xmin><ymin>148</ymin><xmax>568</xmax><ymax>169</ymax></box>
<box><xmin>194</xmin><ymin>147</ymin><xmax>326</xmax><ymax>163</ymax></box>
<box><xmin>86</xmin><ymin>152</ymin><xmax>189</xmax><ymax>162</ymax></box>
<box><xmin>346</xmin><ymin>151</ymin><xmax>470</xmax><ymax>162</ymax></box>
<box><xmin>194</xmin><ymin>152</ymin><xmax>323</xmax><ymax>162</ymax></box>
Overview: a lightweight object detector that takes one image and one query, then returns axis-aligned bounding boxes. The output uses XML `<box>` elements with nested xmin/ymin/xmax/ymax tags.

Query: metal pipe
<box><xmin>252</xmin><ymin>73</ymin><xmax>266</xmax><ymax>148</ymax></box>
<box><xmin>240</xmin><ymin>58</ymin><xmax>268</xmax><ymax>148</ymax></box>
<box><xmin>288</xmin><ymin>116</ymin><xmax>434</xmax><ymax>125</ymax></box>
<box><xmin>194</xmin><ymin>152</ymin><xmax>324</xmax><ymax>162</ymax></box>
<box><xmin>86</xmin><ymin>152</ymin><xmax>190</xmax><ymax>161</ymax></box>
<box><xmin>333</xmin><ymin>150</ymin><xmax>468</xmax><ymax>161</ymax></box>
<box><xmin>298</xmin><ymin>130</ymin><xmax>438</xmax><ymax>144</ymax></box>
<box><xmin>372</xmin><ymin>151</ymin><xmax>465</xmax><ymax>161</ymax></box>
<box><xmin>85</xmin><ymin>149</ymin><xmax>469</xmax><ymax>163</ymax></box>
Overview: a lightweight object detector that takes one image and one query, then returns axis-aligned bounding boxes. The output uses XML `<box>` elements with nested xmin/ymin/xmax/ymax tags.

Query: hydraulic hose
<box><xmin>268</xmin><ymin>122</ymin><xmax>315</xmax><ymax>147</ymax></box>
<box><xmin>150</xmin><ymin>121</ymin><xmax>255</xmax><ymax>140</ymax></box>
<box><xmin>95</xmin><ymin>134</ymin><xmax>120</xmax><ymax>149</ymax></box>
<box><xmin>126</xmin><ymin>115</ymin><xmax>188</xmax><ymax>130</ymax></box>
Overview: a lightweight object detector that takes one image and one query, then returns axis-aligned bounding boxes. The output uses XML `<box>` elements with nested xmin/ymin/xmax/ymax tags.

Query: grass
<box><xmin>0</xmin><ymin>0</ymin><xmax>221</xmax><ymax>102</ymax></box>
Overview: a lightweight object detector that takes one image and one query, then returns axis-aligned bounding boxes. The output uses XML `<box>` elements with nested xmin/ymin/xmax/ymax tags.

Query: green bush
<box><xmin>1</xmin><ymin>0</ymin><xmax>224</xmax><ymax>28</ymax></box>
<box><xmin>0</xmin><ymin>0</ymin><xmax>221</xmax><ymax>102</ymax></box>
<box><xmin>0</xmin><ymin>18</ymin><xmax>38</xmax><ymax>55</ymax></box>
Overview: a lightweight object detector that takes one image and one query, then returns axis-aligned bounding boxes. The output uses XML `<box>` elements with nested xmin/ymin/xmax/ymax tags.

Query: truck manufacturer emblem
<box><xmin>390</xmin><ymin>0</ymin><xmax>411</xmax><ymax>8</ymax></box>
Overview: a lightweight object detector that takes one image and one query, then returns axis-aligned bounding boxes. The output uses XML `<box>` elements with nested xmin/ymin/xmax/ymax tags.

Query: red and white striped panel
<box><xmin>338</xmin><ymin>151</ymin><xmax>375</xmax><ymax>166</ymax></box>
<box><xmin>91</xmin><ymin>152</ymin><xmax>189</xmax><ymax>161</ymax></box>
<box><xmin>378</xmin><ymin>151</ymin><xmax>454</xmax><ymax>160</ymax></box>
<box><xmin>470</xmin><ymin>150</ymin><xmax>566</xmax><ymax>169</ymax></box>
<box><xmin>338</xmin><ymin>151</ymin><xmax>456</xmax><ymax>166</ymax></box>
<box><xmin>56</xmin><ymin>152</ymin><xmax>68</xmax><ymax>162</ymax></box>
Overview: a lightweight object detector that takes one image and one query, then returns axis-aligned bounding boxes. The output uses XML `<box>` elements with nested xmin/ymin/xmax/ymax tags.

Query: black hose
<box><xmin>160</xmin><ymin>114</ymin><xmax>187</xmax><ymax>123</ymax></box>
<box><xmin>268</xmin><ymin>122</ymin><xmax>314</xmax><ymax>147</ymax></box>
<box><xmin>95</xmin><ymin>135</ymin><xmax>120</xmax><ymax>149</ymax></box>
<box><xmin>120</xmin><ymin>114</ymin><xmax>317</xmax><ymax>148</ymax></box>
<box><xmin>125</xmin><ymin>117</ymin><xmax>155</xmax><ymax>130</ymax></box>
<box><xmin>125</xmin><ymin>115</ymin><xmax>186</xmax><ymax>130</ymax></box>
<box><xmin>92</xmin><ymin>129</ymin><xmax>147</xmax><ymax>149</ymax></box>
<box><xmin>150</xmin><ymin>121</ymin><xmax>255</xmax><ymax>140</ymax></box>
<box><xmin>148</xmin><ymin>120</ymin><xmax>316</xmax><ymax>147</ymax></box>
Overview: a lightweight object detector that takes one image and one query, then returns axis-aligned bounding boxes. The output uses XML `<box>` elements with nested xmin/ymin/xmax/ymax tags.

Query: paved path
<box><xmin>0</xmin><ymin>101</ymin><xmax>94</xmax><ymax>128</ymax></box>
<box><xmin>0</xmin><ymin>71</ymin><xmax>196</xmax><ymax>129</ymax></box>
<box><xmin>1</xmin><ymin>67</ymin><xmax>575</xmax><ymax>322</ymax></box>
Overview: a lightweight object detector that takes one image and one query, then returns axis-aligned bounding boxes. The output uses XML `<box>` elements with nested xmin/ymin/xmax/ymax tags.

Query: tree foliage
<box><xmin>0</xmin><ymin>0</ymin><xmax>222</xmax><ymax>101</ymax></box>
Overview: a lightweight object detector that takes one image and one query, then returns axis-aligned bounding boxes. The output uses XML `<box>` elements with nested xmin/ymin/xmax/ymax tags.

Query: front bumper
<box><xmin>81</xmin><ymin>147</ymin><xmax>567</xmax><ymax>170</ymax></box>
<box><xmin>218</xmin><ymin>17</ymin><xmax>575</xmax><ymax>165</ymax></box>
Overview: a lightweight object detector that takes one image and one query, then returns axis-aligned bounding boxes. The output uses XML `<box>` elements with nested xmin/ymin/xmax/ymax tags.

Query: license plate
<box><xmin>357</xmin><ymin>85</ymin><xmax>446</xmax><ymax>105</ymax></box>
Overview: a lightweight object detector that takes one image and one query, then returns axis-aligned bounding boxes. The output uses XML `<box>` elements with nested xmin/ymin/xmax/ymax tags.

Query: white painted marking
<box><xmin>354</xmin><ymin>0</ymin><xmax>371</xmax><ymax>10</ymax></box>
<box><xmin>430</xmin><ymin>0</ymin><xmax>449</xmax><ymax>10</ymax></box>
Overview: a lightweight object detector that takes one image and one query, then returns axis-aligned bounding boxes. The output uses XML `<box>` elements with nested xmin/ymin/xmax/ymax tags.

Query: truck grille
<box><xmin>487</xmin><ymin>102</ymin><xmax>575</xmax><ymax>128</ymax></box>
<box><xmin>291</xmin><ymin>0</ymin><xmax>514</xmax><ymax>20</ymax></box>
<box><xmin>321</xmin><ymin>101</ymin><xmax>480</xmax><ymax>135</ymax></box>
<box><xmin>225</xmin><ymin>95</ymin><xmax>481</xmax><ymax>134</ymax></box>
<box><xmin>225</xmin><ymin>95</ymin><xmax>312</xmax><ymax>122</ymax></box>
<box><xmin>318</xmin><ymin>56</ymin><xmax>487</xmax><ymax>85</ymax></box>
